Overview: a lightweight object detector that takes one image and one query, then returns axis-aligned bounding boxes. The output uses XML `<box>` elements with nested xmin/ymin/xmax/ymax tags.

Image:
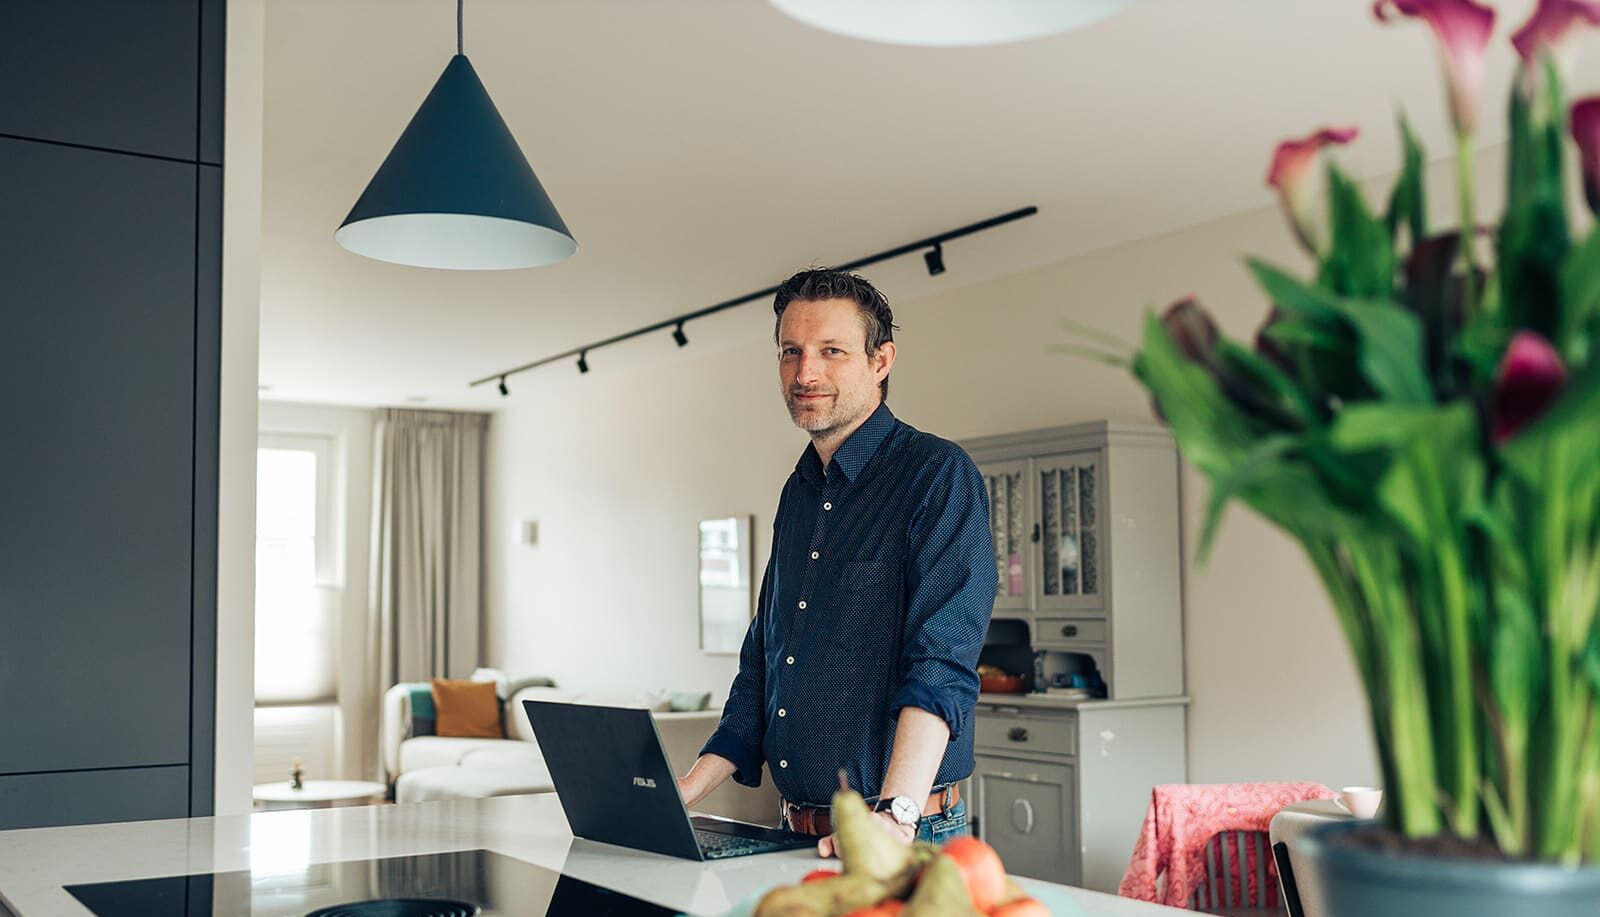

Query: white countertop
<box><xmin>977</xmin><ymin>693</ymin><xmax>1192</xmax><ymax>710</ymax></box>
<box><xmin>0</xmin><ymin>794</ymin><xmax>1189</xmax><ymax>916</ymax></box>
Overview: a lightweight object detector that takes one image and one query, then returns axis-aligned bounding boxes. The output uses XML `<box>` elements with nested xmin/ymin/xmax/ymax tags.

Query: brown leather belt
<box><xmin>781</xmin><ymin>785</ymin><xmax>961</xmax><ymax>837</ymax></box>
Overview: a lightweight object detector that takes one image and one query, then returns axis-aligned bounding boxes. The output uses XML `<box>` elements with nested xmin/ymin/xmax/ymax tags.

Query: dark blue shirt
<box><xmin>702</xmin><ymin>403</ymin><xmax>996</xmax><ymax>805</ymax></box>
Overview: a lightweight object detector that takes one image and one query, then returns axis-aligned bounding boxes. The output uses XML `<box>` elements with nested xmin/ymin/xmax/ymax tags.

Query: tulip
<box><xmin>1375</xmin><ymin>0</ymin><xmax>1496</xmax><ymax>135</ymax></box>
<box><xmin>1492</xmin><ymin>331</ymin><xmax>1567</xmax><ymax>442</ymax></box>
<box><xmin>1511</xmin><ymin>0</ymin><xmax>1600</xmax><ymax>66</ymax></box>
<box><xmin>1160</xmin><ymin>297</ymin><xmax>1219</xmax><ymax>366</ymax></box>
<box><xmin>1254</xmin><ymin>307</ymin><xmax>1296</xmax><ymax>376</ymax></box>
<box><xmin>1266</xmin><ymin>127</ymin><xmax>1360</xmax><ymax>255</ymax></box>
<box><xmin>1571</xmin><ymin>97</ymin><xmax>1600</xmax><ymax>213</ymax></box>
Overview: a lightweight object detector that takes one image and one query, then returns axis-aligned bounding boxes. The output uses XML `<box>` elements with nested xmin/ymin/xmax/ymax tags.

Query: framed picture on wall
<box><xmin>698</xmin><ymin>515</ymin><xmax>754</xmax><ymax>654</ymax></box>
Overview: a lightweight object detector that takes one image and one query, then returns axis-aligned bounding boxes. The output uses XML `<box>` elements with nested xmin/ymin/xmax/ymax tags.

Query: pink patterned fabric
<box><xmin>1117</xmin><ymin>782</ymin><xmax>1335</xmax><ymax>908</ymax></box>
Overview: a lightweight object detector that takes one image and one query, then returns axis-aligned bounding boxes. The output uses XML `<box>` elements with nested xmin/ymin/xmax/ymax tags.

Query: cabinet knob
<box><xmin>1061</xmin><ymin>624</ymin><xmax>1078</xmax><ymax>638</ymax></box>
<box><xmin>1007</xmin><ymin>727</ymin><xmax>1029</xmax><ymax>742</ymax></box>
<box><xmin>1031</xmin><ymin>523</ymin><xmax>1041</xmax><ymax>544</ymax></box>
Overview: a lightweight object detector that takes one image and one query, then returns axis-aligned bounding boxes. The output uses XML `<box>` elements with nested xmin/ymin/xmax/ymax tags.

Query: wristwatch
<box><xmin>875</xmin><ymin>795</ymin><xmax>921</xmax><ymax>829</ymax></box>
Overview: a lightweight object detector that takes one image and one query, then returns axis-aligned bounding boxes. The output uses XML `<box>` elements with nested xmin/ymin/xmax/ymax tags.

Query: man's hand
<box><xmin>816</xmin><ymin>810</ymin><xmax>915</xmax><ymax>857</ymax></box>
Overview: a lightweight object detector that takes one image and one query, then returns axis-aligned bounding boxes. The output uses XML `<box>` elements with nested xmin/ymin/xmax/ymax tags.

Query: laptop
<box><xmin>522</xmin><ymin>700</ymin><xmax>817</xmax><ymax>861</ymax></box>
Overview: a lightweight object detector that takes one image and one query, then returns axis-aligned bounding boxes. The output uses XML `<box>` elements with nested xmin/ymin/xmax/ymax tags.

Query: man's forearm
<box><xmin>678</xmin><ymin>753</ymin><xmax>738</xmax><ymax>808</ymax></box>
<box><xmin>879</xmin><ymin>706</ymin><xmax>951</xmax><ymax>806</ymax></box>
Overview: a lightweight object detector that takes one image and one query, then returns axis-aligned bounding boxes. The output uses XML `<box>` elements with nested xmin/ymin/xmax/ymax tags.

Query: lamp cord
<box><xmin>457</xmin><ymin>0</ymin><xmax>463</xmax><ymax>55</ymax></box>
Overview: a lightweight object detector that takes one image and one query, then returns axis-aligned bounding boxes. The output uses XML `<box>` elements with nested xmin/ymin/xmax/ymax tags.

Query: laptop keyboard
<box><xmin>693</xmin><ymin>828</ymin><xmax>792</xmax><ymax>859</ymax></box>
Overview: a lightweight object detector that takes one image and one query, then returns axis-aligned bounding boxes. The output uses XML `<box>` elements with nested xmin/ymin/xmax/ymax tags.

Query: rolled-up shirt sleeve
<box><xmin>889</xmin><ymin>451</ymin><xmax>996</xmax><ymax>740</ymax></box>
<box><xmin>700</xmin><ymin>553</ymin><xmax>772</xmax><ymax>787</ymax></box>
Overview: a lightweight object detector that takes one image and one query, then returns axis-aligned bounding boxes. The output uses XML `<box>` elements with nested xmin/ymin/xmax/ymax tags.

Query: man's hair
<box><xmin>772</xmin><ymin>268</ymin><xmax>898</xmax><ymax>400</ymax></box>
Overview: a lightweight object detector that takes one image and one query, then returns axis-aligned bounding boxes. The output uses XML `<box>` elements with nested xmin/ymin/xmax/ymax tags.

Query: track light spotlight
<box><xmin>924</xmin><ymin>243</ymin><xmax>945</xmax><ymax>276</ymax></box>
<box><xmin>672</xmin><ymin>323</ymin><xmax>688</xmax><ymax>347</ymax></box>
<box><xmin>497</xmin><ymin>376</ymin><xmax>509</xmax><ymax>396</ymax></box>
<box><xmin>577</xmin><ymin>351</ymin><xmax>590</xmax><ymax>374</ymax></box>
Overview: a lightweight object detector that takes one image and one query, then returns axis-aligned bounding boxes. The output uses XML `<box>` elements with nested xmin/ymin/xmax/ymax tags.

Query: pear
<box><xmin>902</xmin><ymin>853</ymin><xmax>983</xmax><ymax>917</ymax></box>
<box><xmin>831</xmin><ymin>773</ymin><xmax>913</xmax><ymax>884</ymax></box>
<box><xmin>752</xmin><ymin>873</ymin><xmax>889</xmax><ymax>917</ymax></box>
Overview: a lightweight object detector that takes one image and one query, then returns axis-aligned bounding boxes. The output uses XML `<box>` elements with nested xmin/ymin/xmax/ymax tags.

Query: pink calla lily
<box><xmin>1571</xmin><ymin>97</ymin><xmax>1600</xmax><ymax>213</ymax></box>
<box><xmin>1375</xmin><ymin>0</ymin><xmax>1497</xmax><ymax>134</ymax></box>
<box><xmin>1511</xmin><ymin>0</ymin><xmax>1600</xmax><ymax>65</ymax></box>
<box><xmin>1266</xmin><ymin>127</ymin><xmax>1360</xmax><ymax>255</ymax></box>
<box><xmin>1492</xmin><ymin>331</ymin><xmax>1567</xmax><ymax>442</ymax></box>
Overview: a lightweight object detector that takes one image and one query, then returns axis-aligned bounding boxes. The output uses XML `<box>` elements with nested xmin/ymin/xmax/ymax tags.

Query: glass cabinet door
<box><xmin>978</xmin><ymin>459</ymin><xmax>1031</xmax><ymax>613</ymax></box>
<box><xmin>1035</xmin><ymin>450</ymin><xmax>1104</xmax><ymax>613</ymax></box>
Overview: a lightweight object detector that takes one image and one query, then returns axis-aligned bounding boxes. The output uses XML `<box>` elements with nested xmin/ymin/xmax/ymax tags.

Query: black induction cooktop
<box><xmin>64</xmin><ymin>849</ymin><xmax>678</xmax><ymax>917</ymax></box>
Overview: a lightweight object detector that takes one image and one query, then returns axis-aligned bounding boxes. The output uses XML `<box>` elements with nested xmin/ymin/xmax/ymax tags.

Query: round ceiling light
<box><xmin>768</xmin><ymin>0</ymin><xmax>1135</xmax><ymax>47</ymax></box>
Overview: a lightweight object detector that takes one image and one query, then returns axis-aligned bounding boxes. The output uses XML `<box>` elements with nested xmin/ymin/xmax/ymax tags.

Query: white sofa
<box><xmin>380</xmin><ymin>682</ymin><xmax>779</xmax><ymax>826</ymax></box>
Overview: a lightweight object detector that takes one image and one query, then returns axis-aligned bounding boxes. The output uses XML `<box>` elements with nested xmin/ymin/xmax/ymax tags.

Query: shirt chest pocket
<box><xmin>824</xmin><ymin>561</ymin><xmax>901</xmax><ymax>648</ymax></box>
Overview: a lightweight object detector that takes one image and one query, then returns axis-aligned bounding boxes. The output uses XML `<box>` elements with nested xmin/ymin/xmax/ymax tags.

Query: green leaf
<box><xmin>1321</xmin><ymin>162</ymin><xmax>1398</xmax><ymax>300</ymax></box>
<box><xmin>1196</xmin><ymin>434</ymin><xmax>1299</xmax><ymax>563</ymax></box>
<box><xmin>1326</xmin><ymin>403</ymin><xmax>1447</xmax><ymax>451</ymax></box>
<box><xmin>1132</xmin><ymin>314</ymin><xmax>1256</xmax><ymax>478</ymax></box>
<box><xmin>1249</xmin><ymin>259</ymin><xmax>1430</xmax><ymax>403</ymax></box>
<box><xmin>1499</xmin><ymin>58</ymin><xmax>1571</xmax><ymax>342</ymax></box>
<box><xmin>1386</xmin><ymin>116</ymin><xmax>1428</xmax><ymax>246</ymax></box>
<box><xmin>1559</xmin><ymin>224</ymin><xmax>1600</xmax><ymax>365</ymax></box>
<box><xmin>1340</xmin><ymin>299</ymin><xmax>1433</xmax><ymax>404</ymax></box>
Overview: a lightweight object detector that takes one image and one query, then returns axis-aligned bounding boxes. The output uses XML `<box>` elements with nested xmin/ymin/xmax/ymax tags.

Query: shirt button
<box><xmin>779</xmin><ymin>760</ymin><xmax>789</xmax><ymax>769</ymax></box>
<box><xmin>786</xmin><ymin>656</ymin><xmax>795</xmax><ymax>665</ymax></box>
<box><xmin>778</xmin><ymin>708</ymin><xmax>787</xmax><ymax>717</ymax></box>
<box><xmin>810</xmin><ymin>551</ymin><xmax>819</xmax><ymax>560</ymax></box>
<box><xmin>823</xmin><ymin>502</ymin><xmax>833</xmax><ymax>511</ymax></box>
<box><xmin>797</xmin><ymin>600</ymin><xmax>807</xmax><ymax>610</ymax></box>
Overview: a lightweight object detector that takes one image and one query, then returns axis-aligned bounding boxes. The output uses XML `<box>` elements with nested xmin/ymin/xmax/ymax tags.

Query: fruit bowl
<box><xmin>978</xmin><ymin>673</ymin><xmax>1027</xmax><ymax>694</ymax></box>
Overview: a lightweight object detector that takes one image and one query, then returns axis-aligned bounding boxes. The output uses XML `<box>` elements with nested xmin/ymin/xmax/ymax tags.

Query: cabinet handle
<box><xmin>1031</xmin><ymin>523</ymin><xmax>1041</xmax><ymax>544</ymax></box>
<box><xmin>1011</xmin><ymin>799</ymin><xmax>1035</xmax><ymax>834</ymax></box>
<box><xmin>1007</xmin><ymin>727</ymin><xmax>1029</xmax><ymax>742</ymax></box>
<box><xmin>1061</xmin><ymin>624</ymin><xmax>1078</xmax><ymax>638</ymax></box>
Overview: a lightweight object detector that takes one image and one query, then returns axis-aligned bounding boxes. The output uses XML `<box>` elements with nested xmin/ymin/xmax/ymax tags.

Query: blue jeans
<box><xmin>916</xmin><ymin>798</ymin><xmax>969</xmax><ymax>844</ymax></box>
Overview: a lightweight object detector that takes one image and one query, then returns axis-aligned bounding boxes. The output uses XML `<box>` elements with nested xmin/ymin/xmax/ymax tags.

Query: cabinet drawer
<box><xmin>1035</xmin><ymin>617</ymin><xmax>1106</xmax><ymax>646</ymax></box>
<box><xmin>974</xmin><ymin>713</ymin><xmax>1076</xmax><ymax>757</ymax></box>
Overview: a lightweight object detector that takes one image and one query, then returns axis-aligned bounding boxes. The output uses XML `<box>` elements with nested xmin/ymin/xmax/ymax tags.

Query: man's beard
<box><xmin>786</xmin><ymin>389</ymin><xmax>843</xmax><ymax>434</ymax></box>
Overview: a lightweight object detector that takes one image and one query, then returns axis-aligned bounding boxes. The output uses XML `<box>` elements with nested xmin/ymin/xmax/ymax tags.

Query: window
<box><xmin>255</xmin><ymin>435</ymin><xmax>338</xmax><ymax>704</ymax></box>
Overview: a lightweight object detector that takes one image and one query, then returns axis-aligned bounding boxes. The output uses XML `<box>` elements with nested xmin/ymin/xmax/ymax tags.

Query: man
<box><xmin>676</xmin><ymin>268</ymin><xmax>996</xmax><ymax>855</ymax></box>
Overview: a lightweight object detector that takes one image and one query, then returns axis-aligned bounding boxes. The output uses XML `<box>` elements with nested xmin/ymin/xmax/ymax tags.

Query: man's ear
<box><xmin>872</xmin><ymin>341</ymin><xmax>897</xmax><ymax>381</ymax></box>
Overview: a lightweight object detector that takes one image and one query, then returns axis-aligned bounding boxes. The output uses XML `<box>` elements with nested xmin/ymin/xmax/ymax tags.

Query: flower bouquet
<box><xmin>1116</xmin><ymin>0</ymin><xmax>1600</xmax><ymax>883</ymax></box>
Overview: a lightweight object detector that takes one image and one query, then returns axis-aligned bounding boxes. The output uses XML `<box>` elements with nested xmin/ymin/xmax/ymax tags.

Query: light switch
<box><xmin>516</xmin><ymin>519</ymin><xmax>538</xmax><ymax>546</ymax></box>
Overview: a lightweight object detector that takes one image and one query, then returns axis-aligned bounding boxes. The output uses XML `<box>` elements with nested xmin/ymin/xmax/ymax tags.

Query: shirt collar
<box><xmin>796</xmin><ymin>402</ymin><xmax>897</xmax><ymax>486</ymax></box>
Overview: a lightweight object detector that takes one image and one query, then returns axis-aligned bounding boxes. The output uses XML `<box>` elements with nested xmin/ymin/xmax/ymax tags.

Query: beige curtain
<box><xmin>369</xmin><ymin>408</ymin><xmax>488</xmax><ymax>693</ymax></box>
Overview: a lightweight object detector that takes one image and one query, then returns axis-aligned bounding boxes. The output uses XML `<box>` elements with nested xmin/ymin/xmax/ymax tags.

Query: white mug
<box><xmin>1335</xmin><ymin>786</ymin><xmax>1383</xmax><ymax>820</ymax></box>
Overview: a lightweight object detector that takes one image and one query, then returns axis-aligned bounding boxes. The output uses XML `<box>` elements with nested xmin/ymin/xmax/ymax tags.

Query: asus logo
<box><xmin>632</xmin><ymin>777</ymin><xmax>657</xmax><ymax>788</ymax></box>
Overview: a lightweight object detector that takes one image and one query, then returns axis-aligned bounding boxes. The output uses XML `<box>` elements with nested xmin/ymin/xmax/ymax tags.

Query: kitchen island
<box><xmin>0</xmin><ymin>793</ymin><xmax>1186</xmax><ymax>915</ymax></box>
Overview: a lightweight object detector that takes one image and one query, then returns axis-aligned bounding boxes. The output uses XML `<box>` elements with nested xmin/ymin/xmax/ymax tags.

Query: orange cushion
<box><xmin>430</xmin><ymin>678</ymin><xmax>503</xmax><ymax>738</ymax></box>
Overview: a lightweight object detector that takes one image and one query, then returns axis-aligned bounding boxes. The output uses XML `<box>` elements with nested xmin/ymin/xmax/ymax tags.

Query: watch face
<box><xmin>890</xmin><ymin>796</ymin><xmax>920</xmax><ymax>826</ymax></box>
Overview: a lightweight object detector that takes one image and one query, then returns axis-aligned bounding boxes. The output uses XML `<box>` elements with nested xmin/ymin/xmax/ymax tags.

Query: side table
<box><xmin>252</xmin><ymin>779</ymin><xmax>387</xmax><ymax>811</ymax></box>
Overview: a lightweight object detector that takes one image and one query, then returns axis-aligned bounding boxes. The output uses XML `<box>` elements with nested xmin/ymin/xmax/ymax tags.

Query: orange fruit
<box><xmin>941</xmin><ymin>836</ymin><xmax>1007</xmax><ymax>909</ymax></box>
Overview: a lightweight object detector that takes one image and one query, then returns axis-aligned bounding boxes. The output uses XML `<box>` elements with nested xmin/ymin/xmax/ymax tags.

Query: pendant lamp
<box><xmin>768</xmin><ymin>0</ymin><xmax>1134</xmax><ymax>47</ymax></box>
<box><xmin>336</xmin><ymin>1</ymin><xmax>576</xmax><ymax>270</ymax></box>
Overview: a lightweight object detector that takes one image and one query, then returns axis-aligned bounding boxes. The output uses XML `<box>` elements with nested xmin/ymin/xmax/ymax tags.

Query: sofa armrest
<box><xmin>380</xmin><ymin>684</ymin><xmax>414</xmax><ymax>781</ymax></box>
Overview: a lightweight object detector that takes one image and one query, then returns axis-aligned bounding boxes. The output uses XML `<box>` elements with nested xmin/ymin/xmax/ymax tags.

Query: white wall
<box><xmin>486</xmin><ymin>144</ymin><xmax>1517</xmax><ymax>790</ymax></box>
<box><xmin>257</xmin><ymin>401</ymin><xmax>377</xmax><ymax>781</ymax></box>
<box><xmin>216</xmin><ymin>0</ymin><xmax>265</xmax><ymax>816</ymax></box>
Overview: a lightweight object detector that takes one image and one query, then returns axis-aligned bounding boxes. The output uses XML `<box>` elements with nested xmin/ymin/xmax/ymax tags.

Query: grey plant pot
<box><xmin>1296</xmin><ymin>820</ymin><xmax>1600</xmax><ymax>917</ymax></box>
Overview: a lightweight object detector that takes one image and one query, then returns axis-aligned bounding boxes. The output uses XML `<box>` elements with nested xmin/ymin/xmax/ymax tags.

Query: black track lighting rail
<box><xmin>471</xmin><ymin>205</ymin><xmax>1037</xmax><ymax>392</ymax></box>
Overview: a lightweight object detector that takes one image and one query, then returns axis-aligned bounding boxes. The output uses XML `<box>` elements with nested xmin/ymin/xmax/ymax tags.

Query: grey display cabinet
<box><xmin>965</xmin><ymin>421</ymin><xmax>1184</xmax><ymax>700</ymax></box>
<box><xmin>962</xmin><ymin>422</ymin><xmax>1188</xmax><ymax>892</ymax></box>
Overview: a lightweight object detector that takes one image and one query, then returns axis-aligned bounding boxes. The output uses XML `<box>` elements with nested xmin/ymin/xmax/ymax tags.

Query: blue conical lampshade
<box><xmin>336</xmin><ymin>54</ymin><xmax>577</xmax><ymax>270</ymax></box>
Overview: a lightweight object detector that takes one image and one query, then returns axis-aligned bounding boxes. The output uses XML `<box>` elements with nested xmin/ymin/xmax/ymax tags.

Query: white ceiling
<box><xmin>258</xmin><ymin>0</ymin><xmax>1565</xmax><ymax>409</ymax></box>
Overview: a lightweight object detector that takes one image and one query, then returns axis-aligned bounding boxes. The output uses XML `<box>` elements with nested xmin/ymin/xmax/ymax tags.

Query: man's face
<box><xmin>777</xmin><ymin>298</ymin><xmax>895</xmax><ymax>438</ymax></box>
